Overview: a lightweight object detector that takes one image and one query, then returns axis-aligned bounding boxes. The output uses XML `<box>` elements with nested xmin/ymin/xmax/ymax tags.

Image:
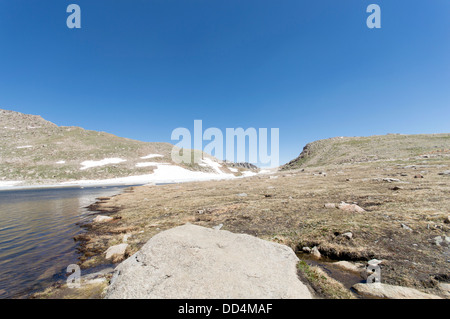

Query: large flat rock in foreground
<box><xmin>105</xmin><ymin>224</ymin><xmax>313</xmax><ymax>299</ymax></box>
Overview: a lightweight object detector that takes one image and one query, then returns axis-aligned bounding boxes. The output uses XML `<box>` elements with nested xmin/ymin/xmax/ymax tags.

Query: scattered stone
<box><xmin>433</xmin><ymin>236</ymin><xmax>443</xmax><ymax>246</ymax></box>
<box><xmin>391</xmin><ymin>186</ymin><xmax>402</xmax><ymax>191</ymax></box>
<box><xmin>438</xmin><ymin>170</ymin><xmax>450</xmax><ymax>176</ymax></box>
<box><xmin>105</xmin><ymin>243</ymin><xmax>128</xmax><ymax>263</ymax></box>
<box><xmin>383</xmin><ymin>178</ymin><xmax>401</xmax><ymax>183</ymax></box>
<box><xmin>93</xmin><ymin>215</ymin><xmax>113</xmax><ymax>223</ymax></box>
<box><xmin>400</xmin><ymin>173</ymin><xmax>408</xmax><ymax>177</ymax></box>
<box><xmin>352</xmin><ymin>283</ymin><xmax>442</xmax><ymax>299</ymax></box>
<box><xmin>337</xmin><ymin>202</ymin><xmax>365</xmax><ymax>213</ymax></box>
<box><xmin>302</xmin><ymin>247</ymin><xmax>311</xmax><ymax>253</ymax></box>
<box><xmin>311</xmin><ymin>246</ymin><xmax>321</xmax><ymax>259</ymax></box>
<box><xmin>212</xmin><ymin>224</ymin><xmax>223</xmax><ymax>230</ymax></box>
<box><xmin>105</xmin><ymin>224</ymin><xmax>313</xmax><ymax>299</ymax></box>
<box><xmin>197</xmin><ymin>210</ymin><xmax>204</xmax><ymax>214</ymax></box>
<box><xmin>341</xmin><ymin>232</ymin><xmax>353</xmax><ymax>240</ymax></box>
<box><xmin>414</xmin><ymin>174</ymin><xmax>424</xmax><ymax>179</ymax></box>
<box><xmin>444</xmin><ymin>216</ymin><xmax>450</xmax><ymax>224</ymax></box>
<box><xmin>401</xmin><ymin>224</ymin><xmax>412</xmax><ymax>231</ymax></box>
<box><xmin>324</xmin><ymin>203</ymin><xmax>336</xmax><ymax>209</ymax></box>
<box><xmin>237</xmin><ymin>193</ymin><xmax>247</xmax><ymax>197</ymax></box>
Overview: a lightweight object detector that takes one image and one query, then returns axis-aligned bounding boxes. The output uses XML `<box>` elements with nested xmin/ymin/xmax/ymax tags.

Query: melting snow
<box><xmin>140</xmin><ymin>154</ymin><xmax>164</xmax><ymax>159</ymax></box>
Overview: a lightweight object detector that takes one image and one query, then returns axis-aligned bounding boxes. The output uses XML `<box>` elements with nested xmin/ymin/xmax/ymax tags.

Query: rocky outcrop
<box><xmin>105</xmin><ymin>224</ymin><xmax>313</xmax><ymax>299</ymax></box>
<box><xmin>352</xmin><ymin>283</ymin><xmax>442</xmax><ymax>299</ymax></box>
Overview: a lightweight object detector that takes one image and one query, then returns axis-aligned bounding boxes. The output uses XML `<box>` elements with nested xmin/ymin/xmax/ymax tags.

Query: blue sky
<box><xmin>0</xmin><ymin>0</ymin><xmax>449</xmax><ymax>165</ymax></box>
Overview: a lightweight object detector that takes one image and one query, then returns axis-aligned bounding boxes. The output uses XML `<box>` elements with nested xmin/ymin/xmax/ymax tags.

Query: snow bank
<box><xmin>62</xmin><ymin>163</ymin><xmax>235</xmax><ymax>186</ymax></box>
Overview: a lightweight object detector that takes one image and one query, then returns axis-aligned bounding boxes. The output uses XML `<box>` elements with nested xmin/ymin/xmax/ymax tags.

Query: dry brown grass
<box><xmin>77</xmin><ymin>154</ymin><xmax>450</xmax><ymax>298</ymax></box>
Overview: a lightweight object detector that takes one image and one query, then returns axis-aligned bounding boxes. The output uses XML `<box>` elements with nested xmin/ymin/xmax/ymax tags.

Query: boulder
<box><xmin>105</xmin><ymin>244</ymin><xmax>128</xmax><ymax>263</ymax></box>
<box><xmin>105</xmin><ymin>224</ymin><xmax>313</xmax><ymax>299</ymax></box>
<box><xmin>311</xmin><ymin>246</ymin><xmax>321</xmax><ymax>259</ymax></box>
<box><xmin>352</xmin><ymin>283</ymin><xmax>442</xmax><ymax>299</ymax></box>
<box><xmin>93</xmin><ymin>215</ymin><xmax>114</xmax><ymax>223</ymax></box>
<box><xmin>337</xmin><ymin>202</ymin><xmax>365</xmax><ymax>213</ymax></box>
<box><xmin>324</xmin><ymin>203</ymin><xmax>336</xmax><ymax>209</ymax></box>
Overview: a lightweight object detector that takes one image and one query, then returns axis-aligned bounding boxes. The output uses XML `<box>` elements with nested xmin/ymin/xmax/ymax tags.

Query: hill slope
<box><xmin>282</xmin><ymin>134</ymin><xmax>450</xmax><ymax>170</ymax></box>
<box><xmin>0</xmin><ymin>109</ymin><xmax>254</xmax><ymax>185</ymax></box>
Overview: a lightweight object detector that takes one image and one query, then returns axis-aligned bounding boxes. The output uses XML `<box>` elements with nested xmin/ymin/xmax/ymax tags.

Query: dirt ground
<box><xmin>69</xmin><ymin>154</ymin><xmax>450</xmax><ymax>298</ymax></box>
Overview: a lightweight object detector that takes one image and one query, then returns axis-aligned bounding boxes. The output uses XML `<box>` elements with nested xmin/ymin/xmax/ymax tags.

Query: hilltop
<box><xmin>0</xmin><ymin>109</ymin><xmax>256</xmax><ymax>186</ymax></box>
<box><xmin>282</xmin><ymin>134</ymin><xmax>450</xmax><ymax>170</ymax></box>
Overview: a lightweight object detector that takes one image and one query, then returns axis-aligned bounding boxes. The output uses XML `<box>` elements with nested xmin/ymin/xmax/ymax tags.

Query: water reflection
<box><xmin>0</xmin><ymin>186</ymin><xmax>131</xmax><ymax>298</ymax></box>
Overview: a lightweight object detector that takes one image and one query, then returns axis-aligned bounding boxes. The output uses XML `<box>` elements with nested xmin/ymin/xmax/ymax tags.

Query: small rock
<box><xmin>302</xmin><ymin>247</ymin><xmax>311</xmax><ymax>253</ymax></box>
<box><xmin>401</xmin><ymin>224</ymin><xmax>412</xmax><ymax>231</ymax></box>
<box><xmin>391</xmin><ymin>186</ymin><xmax>402</xmax><ymax>191</ymax></box>
<box><xmin>311</xmin><ymin>246</ymin><xmax>321</xmax><ymax>259</ymax></box>
<box><xmin>438</xmin><ymin>170</ymin><xmax>450</xmax><ymax>176</ymax></box>
<box><xmin>337</xmin><ymin>202</ymin><xmax>365</xmax><ymax>213</ymax></box>
<box><xmin>237</xmin><ymin>193</ymin><xmax>247</xmax><ymax>197</ymax></box>
<box><xmin>93</xmin><ymin>215</ymin><xmax>114</xmax><ymax>223</ymax></box>
<box><xmin>444</xmin><ymin>216</ymin><xmax>450</xmax><ymax>224</ymax></box>
<box><xmin>105</xmin><ymin>243</ymin><xmax>128</xmax><ymax>263</ymax></box>
<box><xmin>212</xmin><ymin>224</ymin><xmax>223</xmax><ymax>230</ymax></box>
<box><xmin>341</xmin><ymin>232</ymin><xmax>353</xmax><ymax>240</ymax></box>
<box><xmin>324</xmin><ymin>203</ymin><xmax>336</xmax><ymax>209</ymax></box>
<box><xmin>197</xmin><ymin>210</ymin><xmax>204</xmax><ymax>214</ymax></box>
<box><xmin>414</xmin><ymin>174</ymin><xmax>424</xmax><ymax>179</ymax></box>
<box><xmin>383</xmin><ymin>178</ymin><xmax>401</xmax><ymax>183</ymax></box>
<box><xmin>433</xmin><ymin>236</ymin><xmax>443</xmax><ymax>246</ymax></box>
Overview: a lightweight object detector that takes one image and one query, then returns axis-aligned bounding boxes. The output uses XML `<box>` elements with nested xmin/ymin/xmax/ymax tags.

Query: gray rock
<box><xmin>341</xmin><ymin>232</ymin><xmax>353</xmax><ymax>240</ymax></box>
<box><xmin>401</xmin><ymin>224</ymin><xmax>412</xmax><ymax>231</ymax></box>
<box><xmin>382</xmin><ymin>178</ymin><xmax>401</xmax><ymax>183</ymax></box>
<box><xmin>105</xmin><ymin>243</ymin><xmax>128</xmax><ymax>263</ymax></box>
<box><xmin>433</xmin><ymin>236</ymin><xmax>443</xmax><ymax>246</ymax></box>
<box><xmin>324</xmin><ymin>203</ymin><xmax>336</xmax><ymax>209</ymax></box>
<box><xmin>93</xmin><ymin>215</ymin><xmax>114</xmax><ymax>223</ymax></box>
<box><xmin>237</xmin><ymin>193</ymin><xmax>247</xmax><ymax>197</ymax></box>
<box><xmin>337</xmin><ymin>202</ymin><xmax>365</xmax><ymax>213</ymax></box>
<box><xmin>302</xmin><ymin>247</ymin><xmax>311</xmax><ymax>253</ymax></box>
<box><xmin>438</xmin><ymin>170</ymin><xmax>450</xmax><ymax>176</ymax></box>
<box><xmin>105</xmin><ymin>224</ymin><xmax>313</xmax><ymax>299</ymax></box>
<box><xmin>444</xmin><ymin>216</ymin><xmax>450</xmax><ymax>224</ymax></box>
<box><xmin>353</xmin><ymin>283</ymin><xmax>442</xmax><ymax>299</ymax></box>
<box><xmin>311</xmin><ymin>246</ymin><xmax>321</xmax><ymax>259</ymax></box>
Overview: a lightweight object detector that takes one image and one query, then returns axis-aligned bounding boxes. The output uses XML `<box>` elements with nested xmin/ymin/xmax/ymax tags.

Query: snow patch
<box><xmin>140</xmin><ymin>154</ymin><xmax>164</xmax><ymax>159</ymax></box>
<box><xmin>80</xmin><ymin>158</ymin><xmax>126</xmax><ymax>170</ymax></box>
<box><xmin>56</xmin><ymin>161</ymin><xmax>66</xmax><ymax>164</ymax></box>
<box><xmin>16</xmin><ymin>145</ymin><xmax>33</xmax><ymax>149</ymax></box>
<box><xmin>136</xmin><ymin>162</ymin><xmax>168</xmax><ymax>168</ymax></box>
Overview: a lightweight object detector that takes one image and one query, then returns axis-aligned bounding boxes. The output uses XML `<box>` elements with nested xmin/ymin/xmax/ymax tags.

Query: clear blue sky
<box><xmin>1</xmin><ymin>0</ymin><xmax>449</xmax><ymax>165</ymax></box>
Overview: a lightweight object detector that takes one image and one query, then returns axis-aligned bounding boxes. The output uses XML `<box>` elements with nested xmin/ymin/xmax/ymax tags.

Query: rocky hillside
<box><xmin>282</xmin><ymin>134</ymin><xmax>450</xmax><ymax>170</ymax></box>
<box><xmin>0</xmin><ymin>109</ymin><xmax>254</xmax><ymax>185</ymax></box>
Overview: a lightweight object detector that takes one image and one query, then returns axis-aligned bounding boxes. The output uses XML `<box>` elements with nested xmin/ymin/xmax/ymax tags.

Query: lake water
<box><xmin>0</xmin><ymin>185</ymin><xmax>133</xmax><ymax>299</ymax></box>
